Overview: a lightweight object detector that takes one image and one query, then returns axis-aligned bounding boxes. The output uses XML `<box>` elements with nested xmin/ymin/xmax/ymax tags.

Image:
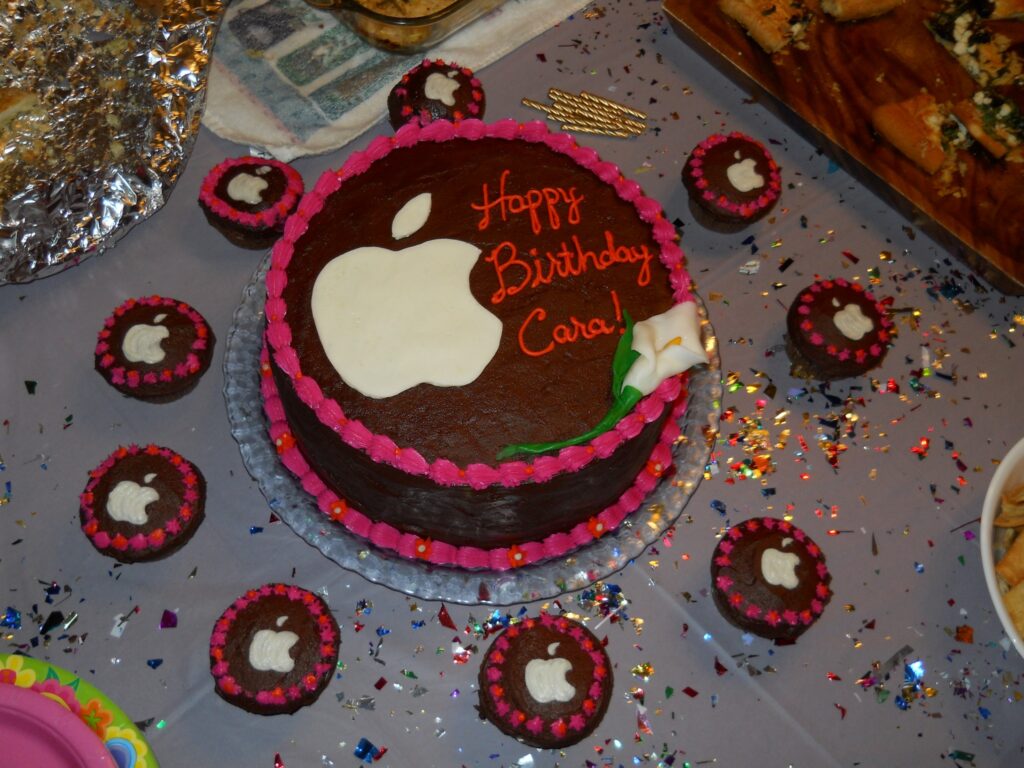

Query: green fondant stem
<box><xmin>495</xmin><ymin>386</ymin><xmax>643</xmax><ymax>459</ymax></box>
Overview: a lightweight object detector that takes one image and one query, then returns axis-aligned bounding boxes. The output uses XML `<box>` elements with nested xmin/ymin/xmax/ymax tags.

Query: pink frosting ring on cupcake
<box><xmin>79</xmin><ymin>443</ymin><xmax>201</xmax><ymax>558</ymax></box>
<box><xmin>199</xmin><ymin>157</ymin><xmax>304</xmax><ymax>231</ymax></box>
<box><xmin>684</xmin><ymin>131</ymin><xmax>782</xmax><ymax>219</ymax></box>
<box><xmin>209</xmin><ymin>583</ymin><xmax>339</xmax><ymax>711</ymax></box>
<box><xmin>94</xmin><ymin>295</ymin><xmax>211</xmax><ymax>390</ymax></box>
<box><xmin>480</xmin><ymin>613</ymin><xmax>609</xmax><ymax>740</ymax></box>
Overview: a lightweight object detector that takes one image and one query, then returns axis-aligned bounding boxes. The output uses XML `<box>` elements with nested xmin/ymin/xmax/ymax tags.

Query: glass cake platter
<box><xmin>225</xmin><ymin>252</ymin><xmax>722</xmax><ymax>605</ymax></box>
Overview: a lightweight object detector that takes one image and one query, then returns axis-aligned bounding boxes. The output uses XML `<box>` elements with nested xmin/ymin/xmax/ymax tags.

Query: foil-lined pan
<box><xmin>0</xmin><ymin>0</ymin><xmax>224</xmax><ymax>285</ymax></box>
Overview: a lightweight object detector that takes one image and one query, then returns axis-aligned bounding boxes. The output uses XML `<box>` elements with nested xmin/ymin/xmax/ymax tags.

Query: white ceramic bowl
<box><xmin>981</xmin><ymin>435</ymin><xmax>1024</xmax><ymax>658</ymax></box>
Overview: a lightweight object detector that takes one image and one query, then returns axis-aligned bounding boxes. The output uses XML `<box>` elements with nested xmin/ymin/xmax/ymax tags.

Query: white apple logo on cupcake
<box><xmin>106</xmin><ymin>472</ymin><xmax>159</xmax><ymax>525</ymax></box>
<box><xmin>761</xmin><ymin>538</ymin><xmax>800</xmax><ymax>589</ymax></box>
<box><xmin>248</xmin><ymin>615</ymin><xmax>299</xmax><ymax>673</ymax></box>
<box><xmin>726</xmin><ymin>150</ymin><xmax>764</xmax><ymax>193</ymax></box>
<box><xmin>831</xmin><ymin>300</ymin><xmax>874</xmax><ymax>341</ymax></box>
<box><xmin>424</xmin><ymin>71</ymin><xmax>461</xmax><ymax>106</ymax></box>
<box><xmin>122</xmin><ymin>313</ymin><xmax>169</xmax><ymax>364</ymax></box>
<box><xmin>311</xmin><ymin>192</ymin><xmax>502</xmax><ymax>399</ymax></box>
<box><xmin>227</xmin><ymin>166</ymin><xmax>271</xmax><ymax>206</ymax></box>
<box><xmin>524</xmin><ymin>642</ymin><xmax>576</xmax><ymax>704</ymax></box>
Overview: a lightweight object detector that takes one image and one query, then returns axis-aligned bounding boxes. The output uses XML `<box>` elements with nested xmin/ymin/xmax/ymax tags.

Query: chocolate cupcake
<box><xmin>387</xmin><ymin>59</ymin><xmax>485</xmax><ymax>130</ymax></box>
<box><xmin>682</xmin><ymin>131</ymin><xmax>781</xmax><ymax>232</ymax></box>
<box><xmin>785</xmin><ymin>277</ymin><xmax>894</xmax><ymax>380</ymax></box>
<box><xmin>477</xmin><ymin>613</ymin><xmax>612</xmax><ymax>749</ymax></box>
<box><xmin>710</xmin><ymin>517</ymin><xmax>831</xmax><ymax>641</ymax></box>
<box><xmin>94</xmin><ymin>295</ymin><xmax>215</xmax><ymax>402</ymax></box>
<box><xmin>210</xmin><ymin>584</ymin><xmax>340</xmax><ymax>716</ymax></box>
<box><xmin>199</xmin><ymin>157</ymin><xmax>304</xmax><ymax>249</ymax></box>
<box><xmin>79</xmin><ymin>443</ymin><xmax>205</xmax><ymax>563</ymax></box>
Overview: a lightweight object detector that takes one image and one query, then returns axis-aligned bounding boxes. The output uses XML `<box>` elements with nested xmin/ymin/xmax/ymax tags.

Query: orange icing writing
<box><xmin>519</xmin><ymin>290</ymin><xmax>622</xmax><ymax>358</ymax></box>
<box><xmin>472</xmin><ymin>169</ymin><xmax>584</xmax><ymax>236</ymax></box>
<box><xmin>486</xmin><ymin>232</ymin><xmax>653</xmax><ymax>305</ymax></box>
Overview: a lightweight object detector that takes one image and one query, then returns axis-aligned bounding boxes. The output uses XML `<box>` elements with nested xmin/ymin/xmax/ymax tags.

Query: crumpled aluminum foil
<box><xmin>0</xmin><ymin>0</ymin><xmax>224</xmax><ymax>285</ymax></box>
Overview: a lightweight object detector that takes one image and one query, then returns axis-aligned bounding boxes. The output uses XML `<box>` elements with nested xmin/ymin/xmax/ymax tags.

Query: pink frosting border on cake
<box><xmin>685</xmin><ymin>131</ymin><xmax>782</xmax><ymax>219</ymax></box>
<box><xmin>79</xmin><ymin>443</ymin><xmax>202</xmax><ymax>556</ymax></box>
<box><xmin>794</xmin><ymin>277</ymin><xmax>894</xmax><ymax>363</ymax></box>
<box><xmin>263</xmin><ymin>118</ymin><xmax>697</xmax><ymax>570</ymax></box>
<box><xmin>199</xmin><ymin>156</ymin><xmax>304</xmax><ymax>231</ymax></box>
<box><xmin>712</xmin><ymin>517</ymin><xmax>831</xmax><ymax>629</ymax></box>
<box><xmin>209</xmin><ymin>583</ymin><xmax>339</xmax><ymax>710</ymax></box>
<box><xmin>94</xmin><ymin>295</ymin><xmax>212</xmax><ymax>390</ymax></box>
<box><xmin>481</xmin><ymin>613</ymin><xmax>610</xmax><ymax>743</ymax></box>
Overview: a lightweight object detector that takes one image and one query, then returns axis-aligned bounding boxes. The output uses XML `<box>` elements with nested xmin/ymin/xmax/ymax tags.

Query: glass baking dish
<box><xmin>303</xmin><ymin>0</ymin><xmax>508</xmax><ymax>52</ymax></box>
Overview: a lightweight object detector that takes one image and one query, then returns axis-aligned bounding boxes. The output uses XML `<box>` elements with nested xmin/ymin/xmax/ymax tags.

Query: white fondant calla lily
<box><xmin>622</xmin><ymin>301</ymin><xmax>707</xmax><ymax>396</ymax></box>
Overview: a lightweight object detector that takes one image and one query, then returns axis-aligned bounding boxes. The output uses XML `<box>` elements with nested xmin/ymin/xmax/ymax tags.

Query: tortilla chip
<box><xmin>996</xmin><ymin>530</ymin><xmax>1024</xmax><ymax>586</ymax></box>
<box><xmin>995</xmin><ymin>482</ymin><xmax>1024</xmax><ymax>527</ymax></box>
<box><xmin>1002</xmin><ymin>580</ymin><xmax>1024</xmax><ymax>636</ymax></box>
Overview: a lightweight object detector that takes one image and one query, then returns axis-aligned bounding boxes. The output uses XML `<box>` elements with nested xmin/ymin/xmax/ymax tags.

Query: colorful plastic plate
<box><xmin>0</xmin><ymin>654</ymin><xmax>158</xmax><ymax>768</ymax></box>
<box><xmin>0</xmin><ymin>682</ymin><xmax>113</xmax><ymax>766</ymax></box>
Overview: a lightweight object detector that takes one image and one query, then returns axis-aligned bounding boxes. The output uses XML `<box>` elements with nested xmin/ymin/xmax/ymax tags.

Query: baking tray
<box><xmin>664</xmin><ymin>0</ymin><xmax>1024</xmax><ymax>294</ymax></box>
<box><xmin>302</xmin><ymin>0</ymin><xmax>506</xmax><ymax>52</ymax></box>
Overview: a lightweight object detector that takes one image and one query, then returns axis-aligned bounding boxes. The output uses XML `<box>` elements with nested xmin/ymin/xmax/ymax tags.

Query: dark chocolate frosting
<box><xmin>280</xmin><ymin>137</ymin><xmax>675</xmax><ymax>466</ymax></box>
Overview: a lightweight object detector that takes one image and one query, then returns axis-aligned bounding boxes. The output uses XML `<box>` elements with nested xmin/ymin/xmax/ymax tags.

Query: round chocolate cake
<box><xmin>94</xmin><ymin>295</ymin><xmax>214</xmax><ymax>402</ymax></box>
<box><xmin>710</xmin><ymin>517</ymin><xmax>831</xmax><ymax>641</ymax></box>
<box><xmin>79</xmin><ymin>443</ymin><xmax>205</xmax><ymax>563</ymax></box>
<box><xmin>682</xmin><ymin>131</ymin><xmax>781</xmax><ymax>232</ymax></box>
<box><xmin>785</xmin><ymin>277</ymin><xmax>894</xmax><ymax>380</ymax></box>
<box><xmin>209</xmin><ymin>583</ymin><xmax>340</xmax><ymax>716</ymax></box>
<box><xmin>387</xmin><ymin>58</ymin><xmax>485</xmax><ymax>130</ymax></box>
<box><xmin>477</xmin><ymin>613</ymin><xmax>612</xmax><ymax>749</ymax></box>
<box><xmin>199</xmin><ymin>156</ymin><xmax>304</xmax><ymax>249</ymax></box>
<box><xmin>263</xmin><ymin>119</ymin><xmax>706</xmax><ymax>570</ymax></box>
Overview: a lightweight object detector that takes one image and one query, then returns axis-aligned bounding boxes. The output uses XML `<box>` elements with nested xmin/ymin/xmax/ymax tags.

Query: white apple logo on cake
<box><xmin>122</xmin><ymin>313</ymin><xmax>169</xmax><ymax>364</ymax></box>
<box><xmin>106</xmin><ymin>472</ymin><xmax>159</xmax><ymax>525</ymax></box>
<box><xmin>311</xmin><ymin>192</ymin><xmax>502</xmax><ymax>399</ymax></box>
<box><xmin>423</xmin><ymin>71</ymin><xmax>461</xmax><ymax>107</ymax></box>
<box><xmin>524</xmin><ymin>642</ymin><xmax>576</xmax><ymax>704</ymax></box>
<box><xmin>248</xmin><ymin>615</ymin><xmax>299</xmax><ymax>673</ymax></box>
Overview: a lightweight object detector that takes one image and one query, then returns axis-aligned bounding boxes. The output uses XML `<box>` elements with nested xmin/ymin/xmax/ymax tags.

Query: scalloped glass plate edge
<box><xmin>224</xmin><ymin>253</ymin><xmax>721</xmax><ymax>605</ymax></box>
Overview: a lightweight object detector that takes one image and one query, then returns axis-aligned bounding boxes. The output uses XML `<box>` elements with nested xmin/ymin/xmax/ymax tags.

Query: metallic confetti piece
<box><xmin>437</xmin><ymin>604</ymin><xmax>457</xmax><ymax>630</ymax></box>
<box><xmin>274</xmin><ymin>754</ymin><xmax>285</xmax><ymax>768</ymax></box>
<box><xmin>1</xmin><ymin>607</ymin><xmax>21</xmax><ymax>629</ymax></box>
<box><xmin>160</xmin><ymin>610</ymin><xmax>178</xmax><ymax>629</ymax></box>
<box><xmin>146</xmin><ymin>658</ymin><xmax>163</xmax><ymax>669</ymax></box>
<box><xmin>353</xmin><ymin>737</ymin><xmax>380</xmax><ymax>763</ymax></box>
<box><xmin>39</xmin><ymin>610</ymin><xmax>63</xmax><ymax>635</ymax></box>
<box><xmin>631</xmin><ymin>662</ymin><xmax>654</xmax><ymax>681</ymax></box>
